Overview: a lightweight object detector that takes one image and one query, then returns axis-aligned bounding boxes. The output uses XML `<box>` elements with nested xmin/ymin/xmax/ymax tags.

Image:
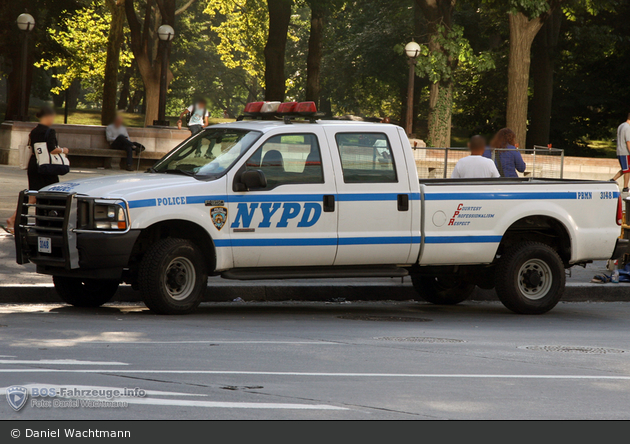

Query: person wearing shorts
<box><xmin>613</xmin><ymin>113</ymin><xmax>630</xmax><ymax>192</ymax></box>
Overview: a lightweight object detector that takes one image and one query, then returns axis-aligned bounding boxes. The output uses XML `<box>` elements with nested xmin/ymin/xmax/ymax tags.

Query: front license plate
<box><xmin>38</xmin><ymin>237</ymin><xmax>52</xmax><ymax>254</ymax></box>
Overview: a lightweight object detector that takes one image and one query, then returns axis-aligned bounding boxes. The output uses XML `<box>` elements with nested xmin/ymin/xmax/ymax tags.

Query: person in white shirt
<box><xmin>612</xmin><ymin>113</ymin><xmax>630</xmax><ymax>192</ymax></box>
<box><xmin>106</xmin><ymin>114</ymin><xmax>145</xmax><ymax>171</ymax></box>
<box><xmin>451</xmin><ymin>135</ymin><xmax>501</xmax><ymax>179</ymax></box>
<box><xmin>177</xmin><ymin>98</ymin><xmax>209</xmax><ymax>136</ymax></box>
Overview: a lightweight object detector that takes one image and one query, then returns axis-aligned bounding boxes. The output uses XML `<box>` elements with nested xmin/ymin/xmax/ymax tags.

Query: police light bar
<box><xmin>238</xmin><ymin>101</ymin><xmax>320</xmax><ymax>122</ymax></box>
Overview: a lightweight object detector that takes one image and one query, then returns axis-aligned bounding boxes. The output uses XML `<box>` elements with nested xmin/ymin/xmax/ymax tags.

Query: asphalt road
<box><xmin>2</xmin><ymin>301</ymin><xmax>630</xmax><ymax>419</ymax></box>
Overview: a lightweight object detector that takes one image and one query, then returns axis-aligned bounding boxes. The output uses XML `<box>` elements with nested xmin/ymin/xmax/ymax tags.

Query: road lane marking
<box><xmin>0</xmin><ymin>384</ymin><xmax>345</xmax><ymax>410</ymax></box>
<box><xmin>0</xmin><ymin>359</ymin><xmax>128</xmax><ymax>366</ymax></box>
<box><xmin>6</xmin><ymin>340</ymin><xmax>342</xmax><ymax>346</ymax></box>
<box><xmin>121</xmin><ymin>398</ymin><xmax>347</xmax><ymax>410</ymax></box>
<box><xmin>84</xmin><ymin>341</ymin><xmax>342</xmax><ymax>345</ymax></box>
<box><xmin>0</xmin><ymin>370</ymin><xmax>630</xmax><ymax>380</ymax></box>
<box><xmin>0</xmin><ymin>384</ymin><xmax>205</xmax><ymax>397</ymax></box>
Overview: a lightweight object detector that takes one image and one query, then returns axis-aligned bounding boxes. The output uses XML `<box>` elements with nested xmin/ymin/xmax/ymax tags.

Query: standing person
<box><xmin>612</xmin><ymin>113</ymin><xmax>630</xmax><ymax>192</ymax></box>
<box><xmin>485</xmin><ymin>128</ymin><xmax>526</xmax><ymax>177</ymax></box>
<box><xmin>452</xmin><ymin>135</ymin><xmax>501</xmax><ymax>179</ymax></box>
<box><xmin>106</xmin><ymin>114</ymin><xmax>145</xmax><ymax>171</ymax></box>
<box><xmin>177</xmin><ymin>98</ymin><xmax>209</xmax><ymax>136</ymax></box>
<box><xmin>4</xmin><ymin>107</ymin><xmax>69</xmax><ymax>234</ymax></box>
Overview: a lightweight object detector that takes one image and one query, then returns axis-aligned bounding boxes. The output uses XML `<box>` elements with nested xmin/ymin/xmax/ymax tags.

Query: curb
<box><xmin>0</xmin><ymin>282</ymin><xmax>627</xmax><ymax>304</ymax></box>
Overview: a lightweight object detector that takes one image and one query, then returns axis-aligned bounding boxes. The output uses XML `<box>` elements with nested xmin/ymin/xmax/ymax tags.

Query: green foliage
<box><xmin>395</xmin><ymin>25</ymin><xmax>495</xmax><ymax>84</ymax></box>
<box><xmin>322</xmin><ymin>0</ymin><xmax>416</xmax><ymax>118</ymax></box>
<box><xmin>36</xmin><ymin>6</ymin><xmax>133</xmax><ymax>102</ymax></box>
<box><xmin>204</xmin><ymin>0</ymin><xmax>268</xmax><ymax>85</ymax></box>
<box><xmin>484</xmin><ymin>0</ymin><xmax>555</xmax><ymax>19</ymax></box>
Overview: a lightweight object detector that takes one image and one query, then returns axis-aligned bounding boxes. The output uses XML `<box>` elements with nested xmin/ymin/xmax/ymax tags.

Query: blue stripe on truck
<box><xmin>213</xmin><ymin>236</ymin><xmax>423</xmax><ymax>248</ymax></box>
<box><xmin>424</xmin><ymin>192</ymin><xmax>578</xmax><ymax>201</ymax></box>
<box><xmin>129</xmin><ymin>193</ymin><xmax>420</xmax><ymax>208</ymax></box>
<box><xmin>424</xmin><ymin>235</ymin><xmax>502</xmax><ymax>244</ymax></box>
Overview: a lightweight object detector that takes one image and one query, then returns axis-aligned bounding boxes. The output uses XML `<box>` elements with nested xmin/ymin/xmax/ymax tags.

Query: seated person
<box><xmin>451</xmin><ymin>135</ymin><xmax>500</xmax><ymax>179</ymax></box>
<box><xmin>106</xmin><ymin>114</ymin><xmax>145</xmax><ymax>171</ymax></box>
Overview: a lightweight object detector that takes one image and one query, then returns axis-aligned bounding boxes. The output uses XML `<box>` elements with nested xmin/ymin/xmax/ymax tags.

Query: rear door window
<box><xmin>334</xmin><ymin>133</ymin><xmax>397</xmax><ymax>183</ymax></box>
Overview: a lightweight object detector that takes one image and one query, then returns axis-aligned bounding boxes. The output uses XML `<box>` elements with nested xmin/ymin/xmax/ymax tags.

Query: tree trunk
<box><xmin>528</xmin><ymin>8</ymin><xmax>562</xmax><ymax>149</ymax></box>
<box><xmin>305</xmin><ymin>4</ymin><xmax>324</xmax><ymax>105</ymax></box>
<box><xmin>101</xmin><ymin>0</ymin><xmax>126</xmax><ymax>126</ymax></box>
<box><xmin>264</xmin><ymin>0</ymin><xmax>292</xmax><ymax>101</ymax></box>
<box><xmin>143</xmin><ymin>75</ymin><xmax>161</xmax><ymax>126</ymax></box>
<box><xmin>118</xmin><ymin>67</ymin><xmax>132</xmax><ymax>110</ymax></box>
<box><xmin>67</xmin><ymin>79</ymin><xmax>82</xmax><ymax>109</ymax></box>
<box><xmin>506</xmin><ymin>12</ymin><xmax>545</xmax><ymax>149</ymax></box>
<box><xmin>4</xmin><ymin>49</ymin><xmax>34</xmax><ymax>120</ymax></box>
<box><xmin>415</xmin><ymin>0</ymin><xmax>456</xmax><ymax>146</ymax></box>
<box><xmin>125</xmin><ymin>0</ymin><xmax>176</xmax><ymax>126</ymax></box>
<box><xmin>127</xmin><ymin>88</ymin><xmax>143</xmax><ymax>113</ymax></box>
<box><xmin>427</xmin><ymin>81</ymin><xmax>452</xmax><ymax>147</ymax></box>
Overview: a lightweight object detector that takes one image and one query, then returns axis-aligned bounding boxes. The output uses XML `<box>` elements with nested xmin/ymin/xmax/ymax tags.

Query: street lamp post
<box><xmin>16</xmin><ymin>13</ymin><xmax>35</xmax><ymax>121</ymax></box>
<box><xmin>404</xmin><ymin>40</ymin><xmax>420</xmax><ymax>136</ymax></box>
<box><xmin>154</xmin><ymin>24</ymin><xmax>175</xmax><ymax>127</ymax></box>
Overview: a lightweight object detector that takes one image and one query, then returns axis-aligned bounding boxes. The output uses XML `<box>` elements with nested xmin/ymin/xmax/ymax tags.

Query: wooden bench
<box><xmin>68</xmin><ymin>148</ymin><xmax>168</xmax><ymax>169</ymax></box>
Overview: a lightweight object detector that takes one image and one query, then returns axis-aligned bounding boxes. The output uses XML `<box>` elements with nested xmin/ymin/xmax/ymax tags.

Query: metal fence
<box><xmin>412</xmin><ymin>145</ymin><xmax>565</xmax><ymax>179</ymax></box>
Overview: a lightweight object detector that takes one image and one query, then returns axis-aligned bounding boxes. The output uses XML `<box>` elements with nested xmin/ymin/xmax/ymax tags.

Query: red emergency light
<box><xmin>296</xmin><ymin>101</ymin><xmax>317</xmax><ymax>116</ymax></box>
<box><xmin>277</xmin><ymin>102</ymin><xmax>298</xmax><ymax>115</ymax></box>
<box><xmin>243</xmin><ymin>101</ymin><xmax>265</xmax><ymax>116</ymax></box>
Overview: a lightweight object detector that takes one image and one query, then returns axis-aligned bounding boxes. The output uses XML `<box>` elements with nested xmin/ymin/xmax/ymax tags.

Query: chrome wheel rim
<box><xmin>518</xmin><ymin>259</ymin><xmax>552</xmax><ymax>300</ymax></box>
<box><xmin>164</xmin><ymin>257</ymin><xmax>196</xmax><ymax>301</ymax></box>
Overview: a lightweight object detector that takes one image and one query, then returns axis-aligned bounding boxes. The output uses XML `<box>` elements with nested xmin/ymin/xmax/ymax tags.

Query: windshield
<box><xmin>152</xmin><ymin>128</ymin><xmax>261</xmax><ymax>178</ymax></box>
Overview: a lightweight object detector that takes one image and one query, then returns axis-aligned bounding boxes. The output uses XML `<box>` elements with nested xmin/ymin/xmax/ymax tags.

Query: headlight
<box><xmin>94</xmin><ymin>204</ymin><xmax>128</xmax><ymax>230</ymax></box>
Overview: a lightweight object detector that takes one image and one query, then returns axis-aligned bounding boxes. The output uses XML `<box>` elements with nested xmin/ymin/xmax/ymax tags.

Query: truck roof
<box><xmin>209</xmin><ymin>119</ymin><xmax>394</xmax><ymax>133</ymax></box>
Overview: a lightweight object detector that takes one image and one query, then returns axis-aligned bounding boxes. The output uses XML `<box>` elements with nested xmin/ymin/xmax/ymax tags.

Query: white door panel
<box><xmin>226</xmin><ymin>128</ymin><xmax>338</xmax><ymax>267</ymax></box>
<box><xmin>325</xmin><ymin>127</ymin><xmax>414</xmax><ymax>265</ymax></box>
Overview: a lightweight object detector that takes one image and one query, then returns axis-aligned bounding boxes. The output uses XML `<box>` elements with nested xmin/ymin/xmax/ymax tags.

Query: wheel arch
<box><xmin>497</xmin><ymin>215</ymin><xmax>572</xmax><ymax>266</ymax></box>
<box><xmin>129</xmin><ymin>219</ymin><xmax>216</xmax><ymax>274</ymax></box>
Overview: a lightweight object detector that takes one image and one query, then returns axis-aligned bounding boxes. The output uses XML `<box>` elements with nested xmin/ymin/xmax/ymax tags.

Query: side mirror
<box><xmin>240</xmin><ymin>169</ymin><xmax>267</xmax><ymax>190</ymax></box>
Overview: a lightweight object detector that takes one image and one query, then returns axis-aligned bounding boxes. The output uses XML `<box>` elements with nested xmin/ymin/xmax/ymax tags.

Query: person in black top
<box><xmin>4</xmin><ymin>107</ymin><xmax>69</xmax><ymax>234</ymax></box>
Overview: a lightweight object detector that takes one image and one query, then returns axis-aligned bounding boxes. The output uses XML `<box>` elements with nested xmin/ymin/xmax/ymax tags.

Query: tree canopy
<box><xmin>1</xmin><ymin>0</ymin><xmax>629</xmax><ymax>156</ymax></box>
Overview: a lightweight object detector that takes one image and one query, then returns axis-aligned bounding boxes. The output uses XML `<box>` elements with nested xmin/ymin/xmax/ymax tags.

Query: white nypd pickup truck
<box><xmin>14</xmin><ymin>101</ymin><xmax>629</xmax><ymax>315</ymax></box>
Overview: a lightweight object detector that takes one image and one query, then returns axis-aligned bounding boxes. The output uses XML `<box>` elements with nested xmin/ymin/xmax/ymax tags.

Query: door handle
<box><xmin>397</xmin><ymin>194</ymin><xmax>409</xmax><ymax>211</ymax></box>
<box><xmin>323</xmin><ymin>195</ymin><xmax>335</xmax><ymax>212</ymax></box>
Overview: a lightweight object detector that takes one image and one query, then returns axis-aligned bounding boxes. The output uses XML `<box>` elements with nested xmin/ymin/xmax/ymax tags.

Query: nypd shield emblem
<box><xmin>210</xmin><ymin>207</ymin><xmax>227</xmax><ymax>231</ymax></box>
<box><xmin>6</xmin><ymin>386</ymin><xmax>28</xmax><ymax>411</ymax></box>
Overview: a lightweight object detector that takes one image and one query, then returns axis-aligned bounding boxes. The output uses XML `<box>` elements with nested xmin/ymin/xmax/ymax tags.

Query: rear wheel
<box><xmin>495</xmin><ymin>242</ymin><xmax>565</xmax><ymax>314</ymax></box>
<box><xmin>411</xmin><ymin>275</ymin><xmax>475</xmax><ymax>305</ymax></box>
<box><xmin>138</xmin><ymin>238</ymin><xmax>207</xmax><ymax>315</ymax></box>
<box><xmin>53</xmin><ymin>277</ymin><xmax>119</xmax><ymax>307</ymax></box>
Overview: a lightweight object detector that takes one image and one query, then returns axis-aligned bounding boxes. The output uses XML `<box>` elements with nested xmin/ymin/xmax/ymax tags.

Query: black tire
<box><xmin>138</xmin><ymin>238</ymin><xmax>207</xmax><ymax>315</ymax></box>
<box><xmin>53</xmin><ymin>276</ymin><xmax>119</xmax><ymax>307</ymax></box>
<box><xmin>411</xmin><ymin>275</ymin><xmax>475</xmax><ymax>305</ymax></box>
<box><xmin>495</xmin><ymin>242</ymin><xmax>565</xmax><ymax>314</ymax></box>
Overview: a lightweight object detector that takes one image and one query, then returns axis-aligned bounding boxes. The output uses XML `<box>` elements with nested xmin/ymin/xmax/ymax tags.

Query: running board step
<box><xmin>221</xmin><ymin>266</ymin><xmax>409</xmax><ymax>281</ymax></box>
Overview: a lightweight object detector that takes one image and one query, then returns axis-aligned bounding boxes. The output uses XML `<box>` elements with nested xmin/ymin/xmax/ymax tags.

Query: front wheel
<box><xmin>495</xmin><ymin>242</ymin><xmax>565</xmax><ymax>314</ymax></box>
<box><xmin>53</xmin><ymin>277</ymin><xmax>119</xmax><ymax>307</ymax></box>
<box><xmin>411</xmin><ymin>275</ymin><xmax>475</xmax><ymax>305</ymax></box>
<box><xmin>138</xmin><ymin>238</ymin><xmax>208</xmax><ymax>315</ymax></box>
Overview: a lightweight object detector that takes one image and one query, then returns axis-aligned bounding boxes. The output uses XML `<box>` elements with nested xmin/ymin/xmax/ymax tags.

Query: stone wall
<box><xmin>0</xmin><ymin>121</ymin><xmax>190</xmax><ymax>166</ymax></box>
